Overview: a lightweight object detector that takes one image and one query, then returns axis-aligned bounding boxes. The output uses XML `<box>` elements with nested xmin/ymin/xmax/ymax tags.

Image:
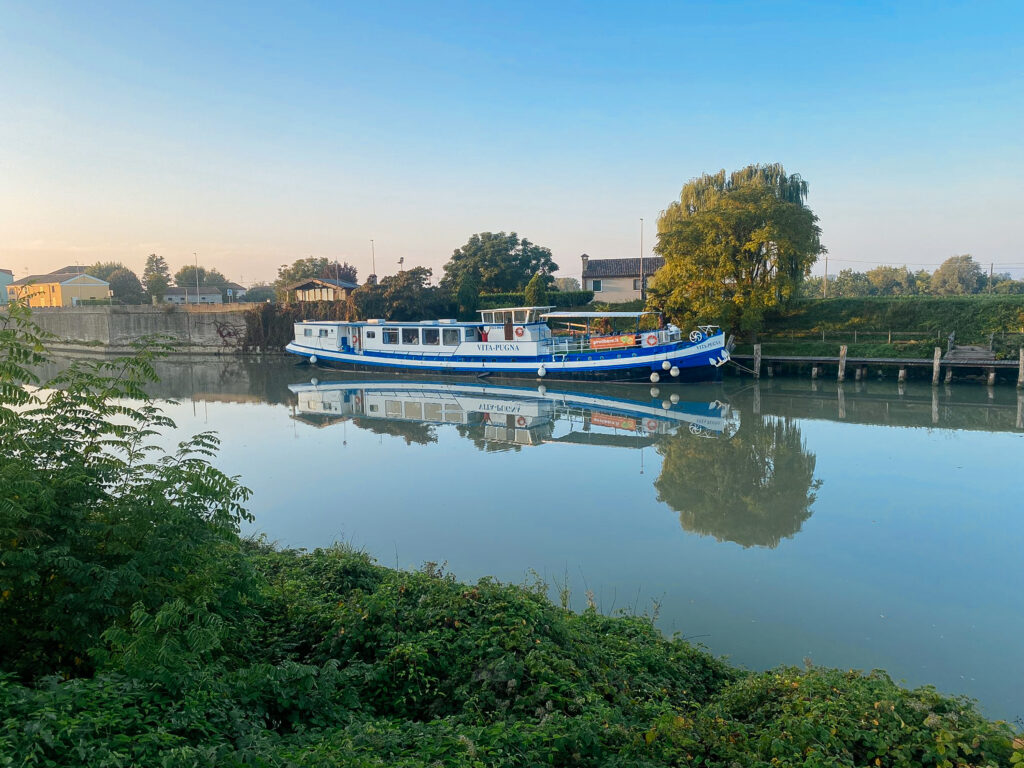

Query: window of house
<box><xmin>633</xmin><ymin>278</ymin><xmax>641</xmax><ymax>290</ymax></box>
<box><xmin>402</xmin><ymin>328</ymin><xmax>420</xmax><ymax>345</ymax></box>
<box><xmin>592</xmin><ymin>279</ymin><xmax>603</xmax><ymax>292</ymax></box>
<box><xmin>383</xmin><ymin>328</ymin><xmax>399</xmax><ymax>344</ymax></box>
<box><xmin>423</xmin><ymin>328</ymin><xmax>440</xmax><ymax>345</ymax></box>
<box><xmin>442</xmin><ymin>328</ymin><xmax>460</xmax><ymax>345</ymax></box>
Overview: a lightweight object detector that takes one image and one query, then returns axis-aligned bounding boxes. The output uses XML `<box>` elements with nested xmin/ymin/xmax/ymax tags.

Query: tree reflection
<box><xmin>655</xmin><ymin>415</ymin><xmax>820</xmax><ymax>548</ymax></box>
<box><xmin>351</xmin><ymin>418</ymin><xmax>437</xmax><ymax>446</ymax></box>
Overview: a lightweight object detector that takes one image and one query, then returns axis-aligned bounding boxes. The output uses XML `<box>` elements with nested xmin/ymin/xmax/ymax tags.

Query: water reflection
<box><xmin>655</xmin><ymin>415</ymin><xmax>820</xmax><ymax>548</ymax></box>
<box><xmin>287</xmin><ymin>378</ymin><xmax>738</xmax><ymax>451</ymax></box>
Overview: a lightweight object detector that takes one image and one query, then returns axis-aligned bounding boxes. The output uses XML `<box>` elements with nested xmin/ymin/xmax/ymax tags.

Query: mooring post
<box><xmin>986</xmin><ymin>368</ymin><xmax>996</xmax><ymax>387</ymax></box>
<box><xmin>753</xmin><ymin>383</ymin><xmax>761</xmax><ymax>415</ymax></box>
<box><xmin>945</xmin><ymin>368</ymin><xmax>953</xmax><ymax>384</ymax></box>
<box><xmin>812</xmin><ymin>365</ymin><xmax>820</xmax><ymax>379</ymax></box>
<box><xmin>837</xmin><ymin>384</ymin><xmax>846</xmax><ymax>419</ymax></box>
<box><xmin>932</xmin><ymin>387</ymin><xmax>939</xmax><ymax>424</ymax></box>
<box><xmin>898</xmin><ymin>366</ymin><xmax>907</xmax><ymax>384</ymax></box>
<box><xmin>838</xmin><ymin>345</ymin><xmax>847</xmax><ymax>382</ymax></box>
<box><xmin>767</xmin><ymin>364</ymin><xmax>774</xmax><ymax>377</ymax></box>
<box><xmin>932</xmin><ymin>347</ymin><xmax>941</xmax><ymax>386</ymax></box>
<box><xmin>753</xmin><ymin>343</ymin><xmax>761</xmax><ymax>379</ymax></box>
<box><xmin>1017</xmin><ymin>391</ymin><xmax>1023</xmax><ymax>430</ymax></box>
<box><xmin>1018</xmin><ymin>348</ymin><xmax>1023</xmax><ymax>389</ymax></box>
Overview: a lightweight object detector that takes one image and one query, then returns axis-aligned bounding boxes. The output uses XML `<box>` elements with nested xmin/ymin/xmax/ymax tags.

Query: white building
<box><xmin>581</xmin><ymin>254</ymin><xmax>664</xmax><ymax>303</ymax></box>
<box><xmin>0</xmin><ymin>269</ymin><xmax>12</xmax><ymax>305</ymax></box>
<box><xmin>162</xmin><ymin>286</ymin><xmax>223</xmax><ymax>305</ymax></box>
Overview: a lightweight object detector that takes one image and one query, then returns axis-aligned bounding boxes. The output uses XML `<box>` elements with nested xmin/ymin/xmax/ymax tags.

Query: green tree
<box><xmin>455</xmin><ymin>271</ymin><xmax>480</xmax><ymax>321</ymax></box>
<box><xmin>865</xmin><ymin>265</ymin><xmax>916</xmax><ymax>295</ymax></box>
<box><xmin>523</xmin><ymin>272</ymin><xmax>549</xmax><ymax>307</ymax></box>
<box><xmin>350</xmin><ymin>267</ymin><xmax>451</xmax><ymax>321</ymax></box>
<box><xmin>830</xmin><ymin>268</ymin><xmax>873</xmax><ymax>297</ymax></box>
<box><xmin>106</xmin><ymin>268</ymin><xmax>146</xmax><ymax>304</ymax></box>
<box><xmin>649</xmin><ymin>164</ymin><xmax>824</xmax><ymax>337</ymax></box>
<box><xmin>174</xmin><ymin>265</ymin><xmax>229</xmax><ymax>293</ymax></box>
<box><xmin>141</xmin><ymin>254</ymin><xmax>170</xmax><ymax>300</ymax></box>
<box><xmin>441</xmin><ymin>232</ymin><xmax>557</xmax><ymax>294</ymax></box>
<box><xmin>930</xmin><ymin>254</ymin><xmax>985</xmax><ymax>295</ymax></box>
<box><xmin>553</xmin><ymin>276</ymin><xmax>580</xmax><ymax>292</ymax></box>
<box><xmin>244</xmin><ymin>282</ymin><xmax>276</xmax><ymax>302</ymax></box>
<box><xmin>655</xmin><ymin>412</ymin><xmax>820</xmax><ymax>548</ymax></box>
<box><xmin>275</xmin><ymin>257</ymin><xmax>357</xmax><ymax>294</ymax></box>
<box><xmin>0</xmin><ymin>302</ymin><xmax>253</xmax><ymax>678</ymax></box>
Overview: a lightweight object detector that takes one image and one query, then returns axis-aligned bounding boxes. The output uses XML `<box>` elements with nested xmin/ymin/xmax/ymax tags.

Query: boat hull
<box><xmin>285</xmin><ymin>334</ymin><xmax>729</xmax><ymax>383</ymax></box>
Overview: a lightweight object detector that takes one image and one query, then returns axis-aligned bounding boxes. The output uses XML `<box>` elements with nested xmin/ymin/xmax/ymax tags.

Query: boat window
<box><xmin>402</xmin><ymin>328</ymin><xmax>419</xmax><ymax>345</ymax></box>
<box><xmin>365</xmin><ymin>330</ymin><xmax>376</xmax><ymax>339</ymax></box>
<box><xmin>318</xmin><ymin>329</ymin><xmax>329</xmax><ymax>337</ymax></box>
<box><xmin>385</xmin><ymin>400</ymin><xmax>402</xmax><ymax>417</ymax></box>
<box><xmin>303</xmin><ymin>328</ymin><xmax>313</xmax><ymax>337</ymax></box>
<box><xmin>514</xmin><ymin>310</ymin><xmax>527</xmax><ymax>323</ymax></box>
<box><xmin>383</xmin><ymin>328</ymin><xmax>399</xmax><ymax>345</ymax></box>
<box><xmin>464</xmin><ymin>327</ymin><xmax>477</xmax><ymax>341</ymax></box>
<box><xmin>423</xmin><ymin>328</ymin><xmax>440</xmax><ymax>345</ymax></box>
<box><xmin>442</xmin><ymin>328</ymin><xmax>460</xmax><ymax>345</ymax></box>
<box><xmin>481</xmin><ymin>312</ymin><xmax>493</xmax><ymax>323</ymax></box>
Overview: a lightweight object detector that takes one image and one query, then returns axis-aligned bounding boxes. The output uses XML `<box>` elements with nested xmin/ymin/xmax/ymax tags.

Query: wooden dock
<box><xmin>735</xmin><ymin>346</ymin><xmax>1024</xmax><ymax>387</ymax></box>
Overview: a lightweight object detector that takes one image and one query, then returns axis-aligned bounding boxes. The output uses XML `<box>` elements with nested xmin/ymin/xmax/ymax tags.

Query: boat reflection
<box><xmin>287</xmin><ymin>378</ymin><xmax>739</xmax><ymax>449</ymax></box>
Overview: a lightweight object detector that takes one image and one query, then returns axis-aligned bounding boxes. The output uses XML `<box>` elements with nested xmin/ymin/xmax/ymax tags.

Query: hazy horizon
<box><xmin>3</xmin><ymin>1</ymin><xmax>1022</xmax><ymax>285</ymax></box>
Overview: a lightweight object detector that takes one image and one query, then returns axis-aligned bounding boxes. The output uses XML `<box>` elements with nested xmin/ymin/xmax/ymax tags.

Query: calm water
<box><xmin>56</xmin><ymin>357</ymin><xmax>1024</xmax><ymax>722</ymax></box>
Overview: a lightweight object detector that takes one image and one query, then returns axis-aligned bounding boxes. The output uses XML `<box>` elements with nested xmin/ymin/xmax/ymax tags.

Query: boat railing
<box><xmin>545</xmin><ymin>329</ymin><xmax>679</xmax><ymax>354</ymax></box>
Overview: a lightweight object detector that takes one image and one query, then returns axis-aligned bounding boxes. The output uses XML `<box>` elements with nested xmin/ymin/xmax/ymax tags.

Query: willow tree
<box><xmin>648</xmin><ymin>164</ymin><xmax>824</xmax><ymax>337</ymax></box>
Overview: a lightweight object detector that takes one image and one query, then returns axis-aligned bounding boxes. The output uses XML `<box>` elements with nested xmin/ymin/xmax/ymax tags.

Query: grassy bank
<box><xmin>1</xmin><ymin>303</ymin><xmax>1019</xmax><ymax>766</ymax></box>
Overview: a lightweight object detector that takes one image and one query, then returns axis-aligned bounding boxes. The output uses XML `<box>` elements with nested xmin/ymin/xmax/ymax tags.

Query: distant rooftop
<box><xmin>164</xmin><ymin>286</ymin><xmax>223</xmax><ymax>296</ymax></box>
<box><xmin>12</xmin><ymin>271</ymin><xmax>108</xmax><ymax>286</ymax></box>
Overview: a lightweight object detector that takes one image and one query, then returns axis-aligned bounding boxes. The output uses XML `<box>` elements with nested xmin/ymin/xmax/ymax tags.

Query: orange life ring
<box><xmin>352</xmin><ymin>335</ymin><xmax>360</xmax><ymax>347</ymax></box>
<box><xmin>514</xmin><ymin>326</ymin><xmax>525</xmax><ymax>337</ymax></box>
<box><xmin>516</xmin><ymin>416</ymin><xmax>527</xmax><ymax>427</ymax></box>
<box><xmin>645</xmin><ymin>419</ymin><xmax>658</xmax><ymax>431</ymax></box>
<box><xmin>645</xmin><ymin>333</ymin><xmax>658</xmax><ymax>347</ymax></box>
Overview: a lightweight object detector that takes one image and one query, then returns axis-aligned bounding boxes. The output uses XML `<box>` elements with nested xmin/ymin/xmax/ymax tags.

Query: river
<box><xmin>53</xmin><ymin>356</ymin><xmax>1024</xmax><ymax>723</ymax></box>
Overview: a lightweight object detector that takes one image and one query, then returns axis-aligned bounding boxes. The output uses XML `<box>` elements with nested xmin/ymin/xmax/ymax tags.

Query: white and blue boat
<box><xmin>286</xmin><ymin>306</ymin><xmax>730</xmax><ymax>383</ymax></box>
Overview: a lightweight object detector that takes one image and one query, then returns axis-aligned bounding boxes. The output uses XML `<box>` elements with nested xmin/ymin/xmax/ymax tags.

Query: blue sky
<box><xmin>1</xmin><ymin>1</ymin><xmax>1021</xmax><ymax>284</ymax></box>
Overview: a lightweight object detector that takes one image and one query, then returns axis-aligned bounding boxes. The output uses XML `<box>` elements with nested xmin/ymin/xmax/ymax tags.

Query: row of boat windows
<box><xmin>373</xmin><ymin>327</ymin><xmax>476</xmax><ymax>346</ymax></box>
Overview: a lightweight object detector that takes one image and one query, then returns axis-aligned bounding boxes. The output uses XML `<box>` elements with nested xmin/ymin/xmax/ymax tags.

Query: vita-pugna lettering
<box><xmin>285</xmin><ymin>306</ymin><xmax>731</xmax><ymax>383</ymax></box>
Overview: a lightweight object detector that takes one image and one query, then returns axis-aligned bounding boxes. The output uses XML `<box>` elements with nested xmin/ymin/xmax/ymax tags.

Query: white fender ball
<box><xmin>537</xmin><ymin>366</ymin><xmax>547</xmax><ymax>377</ymax></box>
<box><xmin>310</xmin><ymin>377</ymin><xmax>319</xmax><ymax>386</ymax></box>
<box><xmin>670</xmin><ymin>366</ymin><xmax>680</xmax><ymax>377</ymax></box>
<box><xmin>662</xmin><ymin>360</ymin><xmax>671</xmax><ymax>370</ymax></box>
<box><xmin>650</xmin><ymin>387</ymin><xmax>660</xmax><ymax>398</ymax></box>
<box><xmin>537</xmin><ymin>384</ymin><xmax>547</xmax><ymax>395</ymax></box>
<box><xmin>662</xmin><ymin>400</ymin><xmax>671</xmax><ymax>410</ymax></box>
<box><xmin>670</xmin><ymin>393</ymin><xmax>680</xmax><ymax>404</ymax></box>
<box><xmin>309</xmin><ymin>355</ymin><xmax>318</xmax><ymax>365</ymax></box>
<box><xmin>650</xmin><ymin>372</ymin><xmax>660</xmax><ymax>383</ymax></box>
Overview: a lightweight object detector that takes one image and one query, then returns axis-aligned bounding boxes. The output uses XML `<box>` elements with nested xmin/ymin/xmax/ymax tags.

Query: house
<box><xmin>7</xmin><ymin>267</ymin><xmax>111</xmax><ymax>307</ymax></box>
<box><xmin>161</xmin><ymin>286</ymin><xmax>224</xmax><ymax>305</ymax></box>
<box><xmin>580</xmin><ymin>254</ymin><xmax>665</xmax><ymax>302</ymax></box>
<box><xmin>162</xmin><ymin>286</ymin><xmax>223</xmax><ymax>305</ymax></box>
<box><xmin>0</xmin><ymin>269</ymin><xmax>12</xmax><ymax>305</ymax></box>
<box><xmin>286</xmin><ymin>277</ymin><xmax>359</xmax><ymax>302</ymax></box>
<box><xmin>223</xmin><ymin>281</ymin><xmax>247</xmax><ymax>301</ymax></box>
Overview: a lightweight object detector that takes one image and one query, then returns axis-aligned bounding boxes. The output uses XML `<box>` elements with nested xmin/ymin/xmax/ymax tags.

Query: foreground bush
<box><xmin>0</xmin><ymin>303</ymin><xmax>1018</xmax><ymax>766</ymax></box>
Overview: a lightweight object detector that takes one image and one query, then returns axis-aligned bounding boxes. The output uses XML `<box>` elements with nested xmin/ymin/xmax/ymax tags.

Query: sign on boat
<box><xmin>285</xmin><ymin>306</ymin><xmax>731</xmax><ymax>382</ymax></box>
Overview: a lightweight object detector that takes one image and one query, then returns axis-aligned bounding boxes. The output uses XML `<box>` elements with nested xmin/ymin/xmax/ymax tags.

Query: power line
<box><xmin>822</xmin><ymin>258</ymin><xmax>1024</xmax><ymax>268</ymax></box>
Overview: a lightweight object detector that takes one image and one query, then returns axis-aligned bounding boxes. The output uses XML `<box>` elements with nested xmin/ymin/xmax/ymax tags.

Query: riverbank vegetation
<box><xmin>1</xmin><ymin>303</ymin><xmax>1018</xmax><ymax>766</ymax></box>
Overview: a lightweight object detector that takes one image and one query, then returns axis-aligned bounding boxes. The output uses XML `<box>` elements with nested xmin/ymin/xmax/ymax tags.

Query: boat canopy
<box><xmin>541</xmin><ymin>311</ymin><xmax>659</xmax><ymax>319</ymax></box>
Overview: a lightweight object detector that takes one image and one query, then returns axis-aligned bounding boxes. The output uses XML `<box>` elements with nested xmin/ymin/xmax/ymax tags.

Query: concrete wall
<box><xmin>30</xmin><ymin>305</ymin><xmax>251</xmax><ymax>354</ymax></box>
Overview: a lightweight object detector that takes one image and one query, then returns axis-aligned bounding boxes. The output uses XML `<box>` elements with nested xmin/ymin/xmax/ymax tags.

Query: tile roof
<box><xmin>12</xmin><ymin>272</ymin><xmax>107</xmax><ymax>286</ymax></box>
<box><xmin>582</xmin><ymin>257</ymin><xmax>665</xmax><ymax>278</ymax></box>
<box><xmin>164</xmin><ymin>286</ymin><xmax>223</xmax><ymax>296</ymax></box>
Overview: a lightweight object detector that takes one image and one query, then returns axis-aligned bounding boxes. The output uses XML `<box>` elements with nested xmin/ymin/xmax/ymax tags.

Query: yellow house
<box><xmin>7</xmin><ymin>268</ymin><xmax>111</xmax><ymax>307</ymax></box>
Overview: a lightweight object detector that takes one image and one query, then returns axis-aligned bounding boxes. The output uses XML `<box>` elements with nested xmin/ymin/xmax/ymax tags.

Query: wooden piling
<box><xmin>898</xmin><ymin>366</ymin><xmax>907</xmax><ymax>383</ymax></box>
<box><xmin>1017</xmin><ymin>391</ymin><xmax>1023</xmax><ymax>430</ymax></box>
<box><xmin>932</xmin><ymin>347</ymin><xmax>941</xmax><ymax>386</ymax></box>
<box><xmin>944</xmin><ymin>368</ymin><xmax>953</xmax><ymax>384</ymax></box>
<box><xmin>932</xmin><ymin>388</ymin><xmax>939</xmax><ymax>424</ymax></box>
<box><xmin>811</xmin><ymin>365</ymin><xmax>819</xmax><ymax>379</ymax></box>
<box><xmin>1018</xmin><ymin>348</ymin><xmax>1023</xmax><ymax>389</ymax></box>
<box><xmin>767</xmin><ymin>364</ymin><xmax>774</xmax><ymax>377</ymax></box>
<box><xmin>753</xmin><ymin>343</ymin><xmax>761</xmax><ymax>379</ymax></box>
<box><xmin>986</xmin><ymin>368</ymin><xmax>996</xmax><ymax>387</ymax></box>
<box><xmin>837</xmin><ymin>345</ymin><xmax>847</xmax><ymax>382</ymax></box>
<box><xmin>837</xmin><ymin>384</ymin><xmax>846</xmax><ymax>419</ymax></box>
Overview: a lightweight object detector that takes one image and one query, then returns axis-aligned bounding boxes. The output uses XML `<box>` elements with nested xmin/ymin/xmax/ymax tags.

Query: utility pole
<box><xmin>823</xmin><ymin>255</ymin><xmax>828</xmax><ymax>299</ymax></box>
<box><xmin>194</xmin><ymin>252</ymin><xmax>200</xmax><ymax>305</ymax></box>
<box><xmin>990</xmin><ymin>262</ymin><xmax>994</xmax><ymax>293</ymax></box>
<box><xmin>639</xmin><ymin>217</ymin><xmax>645</xmax><ymax>303</ymax></box>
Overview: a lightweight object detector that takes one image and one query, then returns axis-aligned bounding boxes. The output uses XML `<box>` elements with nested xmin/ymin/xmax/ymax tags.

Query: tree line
<box><xmin>802</xmin><ymin>255</ymin><xmax>1024</xmax><ymax>298</ymax></box>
